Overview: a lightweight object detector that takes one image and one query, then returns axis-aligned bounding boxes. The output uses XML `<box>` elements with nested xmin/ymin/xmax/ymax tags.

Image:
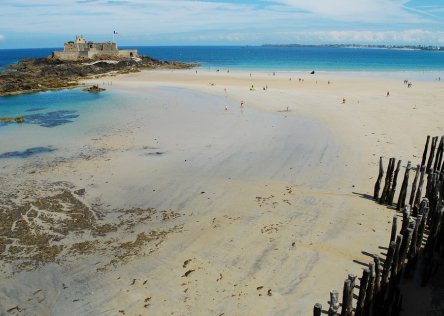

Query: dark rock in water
<box><xmin>74</xmin><ymin>188</ymin><xmax>86</xmax><ymax>196</ymax></box>
<box><xmin>143</xmin><ymin>151</ymin><xmax>165</xmax><ymax>156</ymax></box>
<box><xmin>83</xmin><ymin>85</ymin><xmax>106</xmax><ymax>93</ymax></box>
<box><xmin>310</xmin><ymin>70</ymin><xmax>315</xmax><ymax>74</ymax></box>
<box><xmin>0</xmin><ymin>117</ymin><xmax>25</xmax><ymax>123</ymax></box>
<box><xmin>23</xmin><ymin>110</ymin><xmax>79</xmax><ymax>127</ymax></box>
<box><xmin>0</xmin><ymin>146</ymin><xmax>56</xmax><ymax>159</ymax></box>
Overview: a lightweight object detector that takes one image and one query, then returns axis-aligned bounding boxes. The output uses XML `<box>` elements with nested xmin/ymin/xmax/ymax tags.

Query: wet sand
<box><xmin>1</xmin><ymin>69</ymin><xmax>443</xmax><ymax>315</ymax></box>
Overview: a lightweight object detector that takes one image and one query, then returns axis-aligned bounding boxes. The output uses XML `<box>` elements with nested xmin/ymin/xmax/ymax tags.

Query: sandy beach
<box><xmin>1</xmin><ymin>69</ymin><xmax>443</xmax><ymax>315</ymax></box>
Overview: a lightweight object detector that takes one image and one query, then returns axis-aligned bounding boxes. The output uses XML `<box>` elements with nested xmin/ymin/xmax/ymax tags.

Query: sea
<box><xmin>1</xmin><ymin>46</ymin><xmax>444</xmax><ymax>158</ymax></box>
<box><xmin>1</xmin><ymin>45</ymin><xmax>444</xmax><ymax>72</ymax></box>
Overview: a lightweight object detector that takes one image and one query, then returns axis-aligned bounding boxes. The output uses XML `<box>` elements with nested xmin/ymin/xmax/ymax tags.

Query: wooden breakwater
<box><xmin>314</xmin><ymin>135</ymin><xmax>444</xmax><ymax>315</ymax></box>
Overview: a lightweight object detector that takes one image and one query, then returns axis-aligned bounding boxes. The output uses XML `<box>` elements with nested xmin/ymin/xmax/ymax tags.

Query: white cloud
<box><xmin>0</xmin><ymin>34</ymin><xmax>5</xmax><ymax>40</ymax></box>
<box><xmin>0</xmin><ymin>0</ymin><xmax>443</xmax><ymax>47</ymax></box>
<box><xmin>273</xmin><ymin>0</ymin><xmax>427</xmax><ymax>23</ymax></box>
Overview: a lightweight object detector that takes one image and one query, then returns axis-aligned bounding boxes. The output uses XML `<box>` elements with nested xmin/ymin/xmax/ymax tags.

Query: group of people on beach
<box><xmin>403</xmin><ymin>79</ymin><xmax>413</xmax><ymax>88</ymax></box>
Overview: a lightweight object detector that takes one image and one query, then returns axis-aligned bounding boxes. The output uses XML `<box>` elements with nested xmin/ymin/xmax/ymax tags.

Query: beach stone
<box><xmin>74</xmin><ymin>188</ymin><xmax>86</xmax><ymax>196</ymax></box>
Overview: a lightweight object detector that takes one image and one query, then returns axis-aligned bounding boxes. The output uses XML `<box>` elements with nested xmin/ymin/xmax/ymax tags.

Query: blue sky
<box><xmin>1</xmin><ymin>0</ymin><xmax>444</xmax><ymax>48</ymax></box>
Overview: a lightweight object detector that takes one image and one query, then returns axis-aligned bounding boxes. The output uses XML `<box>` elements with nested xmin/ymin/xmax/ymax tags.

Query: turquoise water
<box><xmin>134</xmin><ymin>46</ymin><xmax>444</xmax><ymax>72</ymax></box>
<box><xmin>0</xmin><ymin>89</ymin><xmax>111</xmax><ymax>127</ymax></box>
<box><xmin>0</xmin><ymin>89</ymin><xmax>124</xmax><ymax>158</ymax></box>
<box><xmin>1</xmin><ymin>46</ymin><xmax>444</xmax><ymax>71</ymax></box>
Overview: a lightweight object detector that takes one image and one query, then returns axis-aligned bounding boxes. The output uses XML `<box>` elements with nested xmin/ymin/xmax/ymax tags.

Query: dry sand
<box><xmin>1</xmin><ymin>69</ymin><xmax>443</xmax><ymax>315</ymax></box>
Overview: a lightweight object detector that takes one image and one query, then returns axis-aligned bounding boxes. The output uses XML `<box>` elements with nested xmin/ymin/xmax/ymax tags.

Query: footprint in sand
<box><xmin>183</xmin><ymin>259</ymin><xmax>192</xmax><ymax>268</ymax></box>
<box><xmin>182</xmin><ymin>269</ymin><xmax>195</xmax><ymax>277</ymax></box>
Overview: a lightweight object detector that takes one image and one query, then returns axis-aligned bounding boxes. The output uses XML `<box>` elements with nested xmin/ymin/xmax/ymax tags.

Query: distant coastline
<box><xmin>262</xmin><ymin>43</ymin><xmax>444</xmax><ymax>51</ymax></box>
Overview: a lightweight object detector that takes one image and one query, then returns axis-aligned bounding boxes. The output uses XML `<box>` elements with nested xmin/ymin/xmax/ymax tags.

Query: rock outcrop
<box><xmin>0</xmin><ymin>56</ymin><xmax>197</xmax><ymax>96</ymax></box>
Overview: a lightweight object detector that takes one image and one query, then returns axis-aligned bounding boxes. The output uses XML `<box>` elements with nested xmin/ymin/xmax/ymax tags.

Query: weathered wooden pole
<box><xmin>433</xmin><ymin>136</ymin><xmax>444</xmax><ymax>171</ymax></box>
<box><xmin>364</xmin><ymin>262</ymin><xmax>376</xmax><ymax>315</ymax></box>
<box><xmin>390</xmin><ymin>216</ymin><xmax>398</xmax><ymax>245</ymax></box>
<box><xmin>391</xmin><ymin>234</ymin><xmax>403</xmax><ymax>279</ymax></box>
<box><xmin>374</xmin><ymin>156</ymin><xmax>385</xmax><ymax>200</ymax></box>
<box><xmin>421</xmin><ymin>206</ymin><xmax>444</xmax><ymax>285</ymax></box>
<box><xmin>374</xmin><ymin>255</ymin><xmax>381</xmax><ymax>294</ymax></box>
<box><xmin>355</xmin><ymin>268</ymin><xmax>370</xmax><ymax>316</ymax></box>
<box><xmin>417</xmin><ymin>200</ymin><xmax>429</xmax><ymax>251</ymax></box>
<box><xmin>340</xmin><ymin>279</ymin><xmax>352</xmax><ymax>316</ymax></box>
<box><xmin>347</xmin><ymin>274</ymin><xmax>356</xmax><ymax>315</ymax></box>
<box><xmin>409</xmin><ymin>165</ymin><xmax>420</xmax><ymax>207</ymax></box>
<box><xmin>379</xmin><ymin>158</ymin><xmax>393</xmax><ymax>204</ymax></box>
<box><xmin>413</xmin><ymin>166</ymin><xmax>426</xmax><ymax>212</ymax></box>
<box><xmin>409</xmin><ymin>215</ymin><xmax>422</xmax><ymax>258</ymax></box>
<box><xmin>328</xmin><ymin>290</ymin><xmax>340</xmax><ymax>316</ymax></box>
<box><xmin>405</xmin><ymin>215</ymin><xmax>422</xmax><ymax>277</ymax></box>
<box><xmin>386</xmin><ymin>235</ymin><xmax>403</xmax><ymax>305</ymax></box>
<box><xmin>388</xmin><ymin>159</ymin><xmax>402</xmax><ymax>205</ymax></box>
<box><xmin>313</xmin><ymin>303</ymin><xmax>322</xmax><ymax>316</ymax></box>
<box><xmin>399</xmin><ymin>227</ymin><xmax>413</xmax><ymax>271</ymax></box>
<box><xmin>427</xmin><ymin>136</ymin><xmax>438</xmax><ymax>173</ymax></box>
<box><xmin>380</xmin><ymin>158</ymin><xmax>395</xmax><ymax>204</ymax></box>
<box><xmin>397</xmin><ymin>161</ymin><xmax>411</xmax><ymax>210</ymax></box>
<box><xmin>382</xmin><ymin>241</ymin><xmax>396</xmax><ymax>286</ymax></box>
<box><xmin>400</xmin><ymin>206</ymin><xmax>410</xmax><ymax>236</ymax></box>
<box><xmin>426</xmin><ymin>172</ymin><xmax>437</xmax><ymax>202</ymax></box>
<box><xmin>421</xmin><ymin>135</ymin><xmax>430</xmax><ymax>167</ymax></box>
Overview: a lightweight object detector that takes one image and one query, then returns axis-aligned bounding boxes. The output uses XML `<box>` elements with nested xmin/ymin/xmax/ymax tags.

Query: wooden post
<box><xmin>374</xmin><ymin>156</ymin><xmax>384</xmax><ymax>200</ymax></box>
<box><xmin>328</xmin><ymin>290</ymin><xmax>340</xmax><ymax>316</ymax></box>
<box><xmin>386</xmin><ymin>235</ymin><xmax>403</xmax><ymax>304</ymax></box>
<box><xmin>405</xmin><ymin>215</ymin><xmax>422</xmax><ymax>277</ymax></box>
<box><xmin>389</xmin><ymin>159</ymin><xmax>402</xmax><ymax>205</ymax></box>
<box><xmin>427</xmin><ymin>136</ymin><xmax>438</xmax><ymax>173</ymax></box>
<box><xmin>340</xmin><ymin>279</ymin><xmax>352</xmax><ymax>316</ymax></box>
<box><xmin>421</xmin><ymin>135</ymin><xmax>430</xmax><ymax>167</ymax></box>
<box><xmin>380</xmin><ymin>158</ymin><xmax>396</xmax><ymax>204</ymax></box>
<box><xmin>313</xmin><ymin>303</ymin><xmax>322</xmax><ymax>316</ymax></box>
<box><xmin>433</xmin><ymin>136</ymin><xmax>444</xmax><ymax>171</ymax></box>
<box><xmin>400</xmin><ymin>206</ymin><xmax>410</xmax><ymax>236</ymax></box>
<box><xmin>397</xmin><ymin>161</ymin><xmax>411</xmax><ymax>210</ymax></box>
<box><xmin>374</xmin><ymin>256</ymin><xmax>381</xmax><ymax>294</ymax></box>
<box><xmin>347</xmin><ymin>274</ymin><xmax>356</xmax><ymax>315</ymax></box>
<box><xmin>417</xmin><ymin>202</ymin><xmax>429</xmax><ymax>251</ymax></box>
<box><xmin>390</xmin><ymin>216</ymin><xmax>398</xmax><ymax>245</ymax></box>
<box><xmin>425</xmin><ymin>171</ymin><xmax>436</xmax><ymax>200</ymax></box>
<box><xmin>379</xmin><ymin>158</ymin><xmax>393</xmax><ymax>204</ymax></box>
<box><xmin>399</xmin><ymin>227</ymin><xmax>413</xmax><ymax>271</ymax></box>
<box><xmin>355</xmin><ymin>268</ymin><xmax>370</xmax><ymax>316</ymax></box>
<box><xmin>392</xmin><ymin>234</ymin><xmax>403</xmax><ymax>276</ymax></box>
<box><xmin>382</xmin><ymin>241</ymin><xmax>396</xmax><ymax>286</ymax></box>
<box><xmin>413</xmin><ymin>166</ymin><xmax>426</xmax><ymax>211</ymax></box>
<box><xmin>409</xmin><ymin>215</ymin><xmax>421</xmax><ymax>258</ymax></box>
<box><xmin>364</xmin><ymin>262</ymin><xmax>376</xmax><ymax>315</ymax></box>
<box><xmin>409</xmin><ymin>165</ymin><xmax>420</xmax><ymax>207</ymax></box>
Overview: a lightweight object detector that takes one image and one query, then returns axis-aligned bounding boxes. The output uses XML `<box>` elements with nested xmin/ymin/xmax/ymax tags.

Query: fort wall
<box><xmin>52</xmin><ymin>36</ymin><xmax>137</xmax><ymax>60</ymax></box>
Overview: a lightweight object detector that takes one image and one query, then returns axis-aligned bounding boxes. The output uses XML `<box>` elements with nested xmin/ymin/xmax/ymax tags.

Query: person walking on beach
<box><xmin>342</xmin><ymin>98</ymin><xmax>346</xmax><ymax>104</ymax></box>
<box><xmin>386</xmin><ymin>91</ymin><xmax>390</xmax><ymax>97</ymax></box>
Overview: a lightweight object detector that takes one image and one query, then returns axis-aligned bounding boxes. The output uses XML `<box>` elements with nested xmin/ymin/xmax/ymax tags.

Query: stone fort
<box><xmin>52</xmin><ymin>35</ymin><xmax>138</xmax><ymax>60</ymax></box>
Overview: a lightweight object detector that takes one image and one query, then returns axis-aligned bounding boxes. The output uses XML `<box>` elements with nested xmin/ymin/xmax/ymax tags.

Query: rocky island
<box><xmin>0</xmin><ymin>56</ymin><xmax>197</xmax><ymax>96</ymax></box>
<box><xmin>0</xmin><ymin>36</ymin><xmax>197</xmax><ymax>96</ymax></box>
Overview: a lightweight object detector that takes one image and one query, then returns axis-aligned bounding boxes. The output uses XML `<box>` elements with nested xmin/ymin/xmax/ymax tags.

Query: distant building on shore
<box><xmin>52</xmin><ymin>35</ymin><xmax>137</xmax><ymax>60</ymax></box>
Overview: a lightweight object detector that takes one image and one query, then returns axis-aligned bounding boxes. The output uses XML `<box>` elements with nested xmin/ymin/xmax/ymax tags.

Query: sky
<box><xmin>1</xmin><ymin>0</ymin><xmax>444</xmax><ymax>48</ymax></box>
